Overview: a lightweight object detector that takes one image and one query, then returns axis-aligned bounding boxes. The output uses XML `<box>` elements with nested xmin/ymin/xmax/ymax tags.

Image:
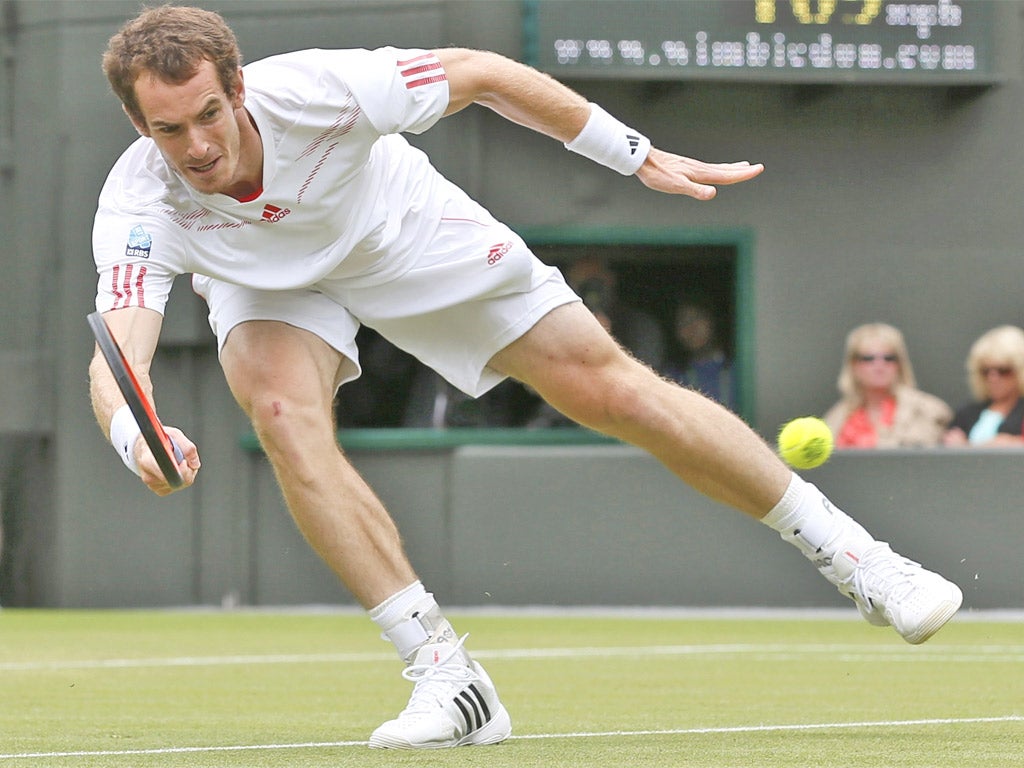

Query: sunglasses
<box><xmin>980</xmin><ymin>366</ymin><xmax>1015</xmax><ymax>377</ymax></box>
<box><xmin>855</xmin><ymin>354</ymin><xmax>898</xmax><ymax>363</ymax></box>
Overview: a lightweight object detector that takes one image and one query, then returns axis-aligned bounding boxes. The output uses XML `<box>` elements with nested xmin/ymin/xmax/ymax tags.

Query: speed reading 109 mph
<box><xmin>527</xmin><ymin>0</ymin><xmax>1000</xmax><ymax>84</ymax></box>
<box><xmin>754</xmin><ymin>0</ymin><xmax>953</xmax><ymax>34</ymax></box>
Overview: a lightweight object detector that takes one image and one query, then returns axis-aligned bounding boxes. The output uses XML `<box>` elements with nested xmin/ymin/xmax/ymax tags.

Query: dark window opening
<box><xmin>335</xmin><ymin>233</ymin><xmax>752</xmax><ymax>429</ymax></box>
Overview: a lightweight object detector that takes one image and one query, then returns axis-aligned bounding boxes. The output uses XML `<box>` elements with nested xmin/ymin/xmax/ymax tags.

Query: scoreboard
<box><xmin>524</xmin><ymin>1</ymin><xmax>1004</xmax><ymax>84</ymax></box>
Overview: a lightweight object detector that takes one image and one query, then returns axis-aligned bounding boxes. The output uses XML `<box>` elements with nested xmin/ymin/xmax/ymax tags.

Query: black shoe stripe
<box><xmin>468</xmin><ymin>684</ymin><xmax>492</xmax><ymax>721</ymax></box>
<box><xmin>453</xmin><ymin>695</ymin><xmax>475</xmax><ymax>732</ymax></box>
<box><xmin>459</xmin><ymin>689</ymin><xmax>484</xmax><ymax>731</ymax></box>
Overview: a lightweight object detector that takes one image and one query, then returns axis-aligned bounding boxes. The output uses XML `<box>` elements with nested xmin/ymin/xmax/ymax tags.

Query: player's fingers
<box><xmin>140</xmin><ymin>463</ymin><xmax>180</xmax><ymax>496</ymax></box>
<box><xmin>694</xmin><ymin>160</ymin><xmax>755</xmax><ymax>170</ymax></box>
<box><xmin>164</xmin><ymin>426</ymin><xmax>202</xmax><ymax>471</ymax></box>
<box><xmin>678</xmin><ymin>180</ymin><xmax>718</xmax><ymax>200</ymax></box>
<box><xmin>138</xmin><ymin>438</ymin><xmax>198</xmax><ymax>496</ymax></box>
<box><xmin>686</xmin><ymin>161</ymin><xmax>765</xmax><ymax>184</ymax></box>
<box><xmin>672</xmin><ymin>164</ymin><xmax>762</xmax><ymax>197</ymax></box>
<box><xmin>637</xmin><ymin>150</ymin><xmax>762</xmax><ymax>198</ymax></box>
<box><xmin>145</xmin><ymin>464</ymin><xmax>197</xmax><ymax>496</ymax></box>
<box><xmin>640</xmin><ymin>169</ymin><xmax>718</xmax><ymax>199</ymax></box>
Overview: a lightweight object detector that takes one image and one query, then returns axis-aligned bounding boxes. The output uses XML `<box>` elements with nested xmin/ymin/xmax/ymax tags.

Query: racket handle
<box><xmin>169</xmin><ymin>437</ymin><xmax>185</xmax><ymax>463</ymax></box>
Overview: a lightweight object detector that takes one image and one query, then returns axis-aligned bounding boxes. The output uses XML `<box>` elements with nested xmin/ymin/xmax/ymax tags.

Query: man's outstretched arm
<box><xmin>434</xmin><ymin>47</ymin><xmax>763</xmax><ymax>200</ymax></box>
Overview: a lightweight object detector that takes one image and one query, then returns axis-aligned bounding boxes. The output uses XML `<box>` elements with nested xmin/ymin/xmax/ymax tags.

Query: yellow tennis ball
<box><xmin>777</xmin><ymin>417</ymin><xmax>834</xmax><ymax>470</ymax></box>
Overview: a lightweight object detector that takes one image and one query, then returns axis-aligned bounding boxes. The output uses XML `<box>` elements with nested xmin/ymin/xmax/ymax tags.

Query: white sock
<box><xmin>369</xmin><ymin>581</ymin><xmax>460</xmax><ymax>663</ymax></box>
<box><xmin>369</xmin><ymin>581</ymin><xmax>429</xmax><ymax>629</ymax></box>
<box><xmin>761</xmin><ymin>473</ymin><xmax>873</xmax><ymax>559</ymax></box>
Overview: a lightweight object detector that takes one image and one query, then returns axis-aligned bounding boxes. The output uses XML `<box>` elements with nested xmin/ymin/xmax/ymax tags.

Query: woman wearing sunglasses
<box><xmin>824</xmin><ymin>323</ymin><xmax>952</xmax><ymax>449</ymax></box>
<box><xmin>943</xmin><ymin>326</ymin><xmax>1024</xmax><ymax>447</ymax></box>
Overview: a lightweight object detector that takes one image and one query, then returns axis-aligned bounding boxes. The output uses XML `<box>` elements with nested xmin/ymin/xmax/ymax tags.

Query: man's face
<box><xmin>130</xmin><ymin>59</ymin><xmax>246</xmax><ymax>196</ymax></box>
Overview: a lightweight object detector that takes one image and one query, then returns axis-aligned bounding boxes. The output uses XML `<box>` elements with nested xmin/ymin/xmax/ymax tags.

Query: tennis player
<box><xmin>89</xmin><ymin>5</ymin><xmax>963</xmax><ymax>750</ymax></box>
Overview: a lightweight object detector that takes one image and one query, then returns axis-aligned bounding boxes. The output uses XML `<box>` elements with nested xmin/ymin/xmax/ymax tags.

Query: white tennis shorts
<box><xmin>192</xmin><ymin>211</ymin><xmax>578</xmax><ymax>397</ymax></box>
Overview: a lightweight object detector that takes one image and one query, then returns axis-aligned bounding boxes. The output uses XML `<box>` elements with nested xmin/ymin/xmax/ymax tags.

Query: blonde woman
<box><xmin>943</xmin><ymin>326</ymin><xmax>1024</xmax><ymax>447</ymax></box>
<box><xmin>824</xmin><ymin>323</ymin><xmax>952</xmax><ymax>448</ymax></box>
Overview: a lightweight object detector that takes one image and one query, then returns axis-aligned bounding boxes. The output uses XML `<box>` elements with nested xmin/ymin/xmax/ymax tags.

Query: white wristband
<box><xmin>564</xmin><ymin>103</ymin><xmax>651</xmax><ymax>176</ymax></box>
<box><xmin>109</xmin><ymin>404</ymin><xmax>143</xmax><ymax>477</ymax></box>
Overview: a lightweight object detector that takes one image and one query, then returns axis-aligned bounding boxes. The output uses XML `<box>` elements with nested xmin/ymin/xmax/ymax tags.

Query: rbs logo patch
<box><xmin>124</xmin><ymin>225</ymin><xmax>152</xmax><ymax>259</ymax></box>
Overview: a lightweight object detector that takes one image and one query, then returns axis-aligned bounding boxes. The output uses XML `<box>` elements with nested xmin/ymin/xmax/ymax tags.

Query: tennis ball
<box><xmin>777</xmin><ymin>417</ymin><xmax>833</xmax><ymax>470</ymax></box>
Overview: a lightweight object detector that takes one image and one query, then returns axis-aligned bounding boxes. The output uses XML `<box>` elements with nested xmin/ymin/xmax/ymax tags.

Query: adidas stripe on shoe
<box><xmin>369</xmin><ymin>636</ymin><xmax>512</xmax><ymax>749</ymax></box>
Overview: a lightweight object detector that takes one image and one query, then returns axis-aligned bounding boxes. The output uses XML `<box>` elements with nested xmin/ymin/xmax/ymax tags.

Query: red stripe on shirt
<box><xmin>121</xmin><ymin>264</ymin><xmax>134</xmax><ymax>308</ymax></box>
<box><xmin>406</xmin><ymin>74</ymin><xmax>447</xmax><ymax>89</ymax></box>
<box><xmin>111</xmin><ymin>265</ymin><xmax>125</xmax><ymax>309</ymax></box>
<box><xmin>110</xmin><ymin>263</ymin><xmax>148</xmax><ymax>309</ymax></box>
<box><xmin>397</xmin><ymin>53</ymin><xmax>435</xmax><ymax>66</ymax></box>
<box><xmin>401</xmin><ymin>61</ymin><xmax>443</xmax><ymax>77</ymax></box>
<box><xmin>135</xmin><ymin>265</ymin><xmax>147</xmax><ymax>308</ymax></box>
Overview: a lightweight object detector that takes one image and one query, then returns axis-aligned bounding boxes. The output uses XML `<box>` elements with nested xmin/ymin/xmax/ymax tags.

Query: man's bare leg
<box><xmin>220</xmin><ymin>320</ymin><xmax>510</xmax><ymax>748</ymax></box>
<box><xmin>492</xmin><ymin>303</ymin><xmax>788</xmax><ymax>515</ymax></box>
<box><xmin>221</xmin><ymin>320</ymin><xmax>416</xmax><ymax>607</ymax></box>
<box><xmin>491</xmin><ymin>303</ymin><xmax>962</xmax><ymax>645</ymax></box>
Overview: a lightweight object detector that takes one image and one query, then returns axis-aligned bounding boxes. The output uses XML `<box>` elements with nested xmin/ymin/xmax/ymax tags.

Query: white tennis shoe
<box><xmin>369</xmin><ymin>636</ymin><xmax>512</xmax><ymax>749</ymax></box>
<box><xmin>780</xmin><ymin>496</ymin><xmax>961</xmax><ymax>643</ymax></box>
<box><xmin>831</xmin><ymin>542</ymin><xmax>963</xmax><ymax>644</ymax></box>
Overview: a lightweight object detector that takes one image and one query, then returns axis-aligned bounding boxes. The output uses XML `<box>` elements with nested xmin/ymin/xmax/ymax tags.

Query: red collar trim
<box><xmin>235</xmin><ymin>187</ymin><xmax>263</xmax><ymax>203</ymax></box>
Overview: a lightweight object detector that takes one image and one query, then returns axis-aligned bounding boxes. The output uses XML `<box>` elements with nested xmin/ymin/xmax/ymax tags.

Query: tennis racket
<box><xmin>87</xmin><ymin>311</ymin><xmax>185</xmax><ymax>488</ymax></box>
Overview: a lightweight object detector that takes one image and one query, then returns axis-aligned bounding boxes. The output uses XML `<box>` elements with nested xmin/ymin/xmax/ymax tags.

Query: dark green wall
<box><xmin>2</xmin><ymin>1</ymin><xmax>1021</xmax><ymax>607</ymax></box>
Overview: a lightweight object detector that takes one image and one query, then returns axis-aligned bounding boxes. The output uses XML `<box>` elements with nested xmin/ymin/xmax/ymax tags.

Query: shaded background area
<box><xmin>1</xmin><ymin>1</ymin><xmax>1021</xmax><ymax>608</ymax></box>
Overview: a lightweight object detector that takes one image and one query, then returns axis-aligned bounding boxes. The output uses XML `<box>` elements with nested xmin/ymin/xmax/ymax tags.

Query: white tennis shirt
<box><xmin>93</xmin><ymin>47</ymin><xmax>453</xmax><ymax>314</ymax></box>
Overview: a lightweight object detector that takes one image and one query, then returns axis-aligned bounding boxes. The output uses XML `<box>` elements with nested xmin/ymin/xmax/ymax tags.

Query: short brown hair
<box><xmin>102</xmin><ymin>4</ymin><xmax>243</xmax><ymax>125</ymax></box>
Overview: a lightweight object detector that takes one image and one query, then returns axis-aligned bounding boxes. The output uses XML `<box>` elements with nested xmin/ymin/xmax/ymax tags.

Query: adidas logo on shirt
<box><xmin>261</xmin><ymin>204</ymin><xmax>291</xmax><ymax>223</ymax></box>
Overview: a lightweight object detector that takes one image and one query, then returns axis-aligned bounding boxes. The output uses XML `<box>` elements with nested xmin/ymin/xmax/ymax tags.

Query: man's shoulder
<box><xmin>243</xmin><ymin>46</ymin><xmax>445</xmax><ymax>138</ymax></box>
<box><xmin>244</xmin><ymin>47</ymin><xmax>433</xmax><ymax>97</ymax></box>
<box><xmin>244</xmin><ymin>48</ymin><xmax>374</xmax><ymax>84</ymax></box>
<box><xmin>242</xmin><ymin>49</ymin><xmax>375</xmax><ymax>119</ymax></box>
<box><xmin>99</xmin><ymin>138</ymin><xmax>190</xmax><ymax>216</ymax></box>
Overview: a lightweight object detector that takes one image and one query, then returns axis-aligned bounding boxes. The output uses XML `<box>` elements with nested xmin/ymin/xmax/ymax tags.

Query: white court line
<box><xmin>0</xmin><ymin>651</ymin><xmax>395</xmax><ymax>672</ymax></box>
<box><xmin>0</xmin><ymin>716</ymin><xmax>1020</xmax><ymax>761</ymax></box>
<box><xmin>3</xmin><ymin>643</ymin><xmax>1024</xmax><ymax>672</ymax></box>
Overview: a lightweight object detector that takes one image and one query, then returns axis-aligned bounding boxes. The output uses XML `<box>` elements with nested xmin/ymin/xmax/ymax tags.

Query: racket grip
<box><xmin>169</xmin><ymin>437</ymin><xmax>185</xmax><ymax>463</ymax></box>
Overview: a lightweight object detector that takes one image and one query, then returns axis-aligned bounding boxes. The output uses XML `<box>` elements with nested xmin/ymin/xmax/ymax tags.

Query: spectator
<box><xmin>663</xmin><ymin>297</ymin><xmax>735</xmax><ymax>410</ymax></box>
<box><xmin>943</xmin><ymin>325</ymin><xmax>1024</xmax><ymax>447</ymax></box>
<box><xmin>823</xmin><ymin>323</ymin><xmax>952</xmax><ymax>448</ymax></box>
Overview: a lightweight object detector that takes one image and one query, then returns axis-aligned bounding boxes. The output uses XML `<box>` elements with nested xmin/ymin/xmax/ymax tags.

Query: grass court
<box><xmin>0</xmin><ymin>609</ymin><xmax>1020</xmax><ymax>767</ymax></box>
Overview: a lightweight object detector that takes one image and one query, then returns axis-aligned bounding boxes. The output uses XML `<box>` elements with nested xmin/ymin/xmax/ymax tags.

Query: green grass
<box><xmin>0</xmin><ymin>610</ymin><xmax>1020</xmax><ymax>767</ymax></box>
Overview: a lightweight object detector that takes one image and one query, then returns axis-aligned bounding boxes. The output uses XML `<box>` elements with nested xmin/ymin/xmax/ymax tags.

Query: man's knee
<box><xmin>221</xmin><ymin>321</ymin><xmax>343</xmax><ymax>416</ymax></box>
<box><xmin>547</xmin><ymin>360</ymin><xmax>658</xmax><ymax>431</ymax></box>
<box><xmin>223</xmin><ymin>353</ymin><xmax>291</xmax><ymax>420</ymax></box>
<box><xmin>592</xmin><ymin>369</ymin><xmax>659</xmax><ymax>425</ymax></box>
